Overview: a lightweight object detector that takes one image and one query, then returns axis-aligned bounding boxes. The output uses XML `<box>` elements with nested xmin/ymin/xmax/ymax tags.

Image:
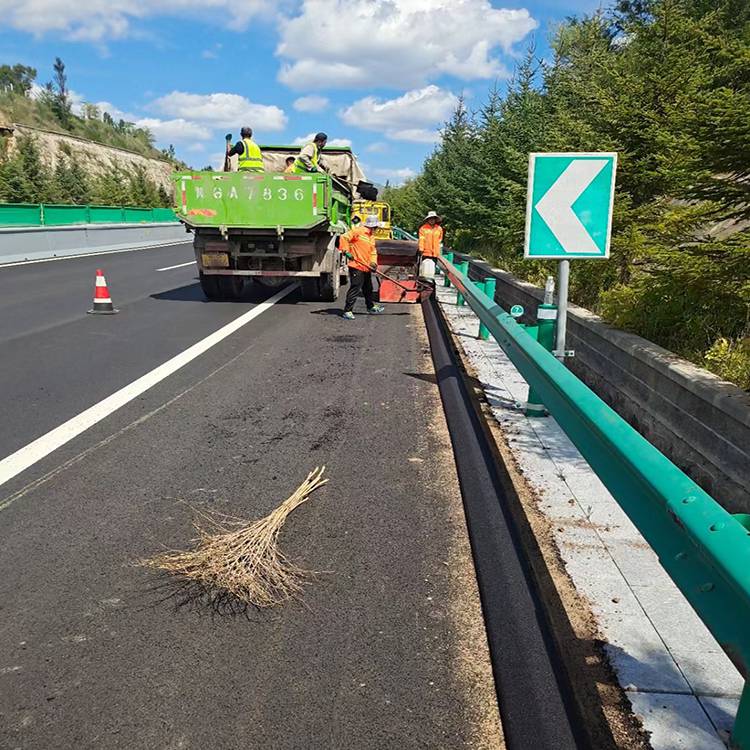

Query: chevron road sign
<box><xmin>524</xmin><ymin>153</ymin><xmax>617</xmax><ymax>259</ymax></box>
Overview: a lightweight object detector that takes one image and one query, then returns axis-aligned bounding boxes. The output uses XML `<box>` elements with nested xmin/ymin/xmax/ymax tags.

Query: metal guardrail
<box><xmin>392</xmin><ymin>225</ymin><xmax>417</xmax><ymax>241</ymax></box>
<box><xmin>0</xmin><ymin>203</ymin><xmax>177</xmax><ymax>227</ymax></box>
<box><xmin>437</xmin><ymin>255</ymin><xmax>750</xmax><ymax>748</ymax></box>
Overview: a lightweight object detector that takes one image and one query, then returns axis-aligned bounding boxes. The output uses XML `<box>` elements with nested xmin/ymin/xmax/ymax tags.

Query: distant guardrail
<box><xmin>437</xmin><ymin>254</ymin><xmax>750</xmax><ymax>749</ymax></box>
<box><xmin>0</xmin><ymin>203</ymin><xmax>177</xmax><ymax>227</ymax></box>
<box><xmin>392</xmin><ymin>225</ymin><xmax>417</xmax><ymax>241</ymax></box>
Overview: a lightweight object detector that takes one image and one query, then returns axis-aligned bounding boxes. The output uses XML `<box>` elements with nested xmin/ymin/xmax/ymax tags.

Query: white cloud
<box><xmin>277</xmin><ymin>0</ymin><xmax>536</xmax><ymax>90</ymax></box>
<box><xmin>0</xmin><ymin>0</ymin><xmax>272</xmax><ymax>42</ymax></box>
<box><xmin>388</xmin><ymin>128</ymin><xmax>441</xmax><ymax>143</ymax></box>
<box><xmin>365</xmin><ymin>142</ymin><xmax>389</xmax><ymax>153</ymax></box>
<box><xmin>292</xmin><ymin>132</ymin><xmax>352</xmax><ymax>147</ymax></box>
<box><xmin>135</xmin><ymin>117</ymin><xmax>212</xmax><ymax>142</ymax></box>
<box><xmin>369</xmin><ymin>167</ymin><xmax>417</xmax><ymax>186</ymax></box>
<box><xmin>293</xmin><ymin>95</ymin><xmax>329</xmax><ymax>113</ymax></box>
<box><xmin>151</xmin><ymin>91</ymin><xmax>287</xmax><ymax>131</ymax></box>
<box><xmin>340</xmin><ymin>86</ymin><xmax>456</xmax><ymax>143</ymax></box>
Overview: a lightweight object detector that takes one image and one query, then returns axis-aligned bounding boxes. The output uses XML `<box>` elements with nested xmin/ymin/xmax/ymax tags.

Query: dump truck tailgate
<box><xmin>174</xmin><ymin>172</ymin><xmax>329</xmax><ymax>229</ymax></box>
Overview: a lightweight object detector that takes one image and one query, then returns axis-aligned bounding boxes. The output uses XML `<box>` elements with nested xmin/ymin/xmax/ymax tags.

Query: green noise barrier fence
<box><xmin>0</xmin><ymin>203</ymin><xmax>177</xmax><ymax>227</ymax></box>
<box><xmin>437</xmin><ymin>255</ymin><xmax>750</xmax><ymax>749</ymax></box>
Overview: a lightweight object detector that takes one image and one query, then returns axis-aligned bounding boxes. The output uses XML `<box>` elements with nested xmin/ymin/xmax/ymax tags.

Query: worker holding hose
<box><xmin>340</xmin><ymin>215</ymin><xmax>385</xmax><ymax>319</ymax></box>
<box><xmin>294</xmin><ymin>132</ymin><xmax>329</xmax><ymax>174</ymax></box>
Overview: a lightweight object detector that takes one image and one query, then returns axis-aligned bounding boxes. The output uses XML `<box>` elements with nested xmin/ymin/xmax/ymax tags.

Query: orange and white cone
<box><xmin>87</xmin><ymin>269</ymin><xmax>119</xmax><ymax>315</ymax></box>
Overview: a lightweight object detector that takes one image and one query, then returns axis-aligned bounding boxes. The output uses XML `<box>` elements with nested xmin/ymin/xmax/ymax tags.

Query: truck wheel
<box><xmin>199</xmin><ymin>272</ymin><xmax>222</xmax><ymax>300</ymax></box>
<box><xmin>218</xmin><ymin>275</ymin><xmax>245</xmax><ymax>300</ymax></box>
<box><xmin>300</xmin><ymin>278</ymin><xmax>321</xmax><ymax>301</ymax></box>
<box><xmin>319</xmin><ymin>271</ymin><xmax>340</xmax><ymax>302</ymax></box>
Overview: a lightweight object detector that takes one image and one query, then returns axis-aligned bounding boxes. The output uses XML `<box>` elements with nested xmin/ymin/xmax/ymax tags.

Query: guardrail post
<box><xmin>524</xmin><ymin>302</ymin><xmax>558</xmax><ymax>418</ymax></box>
<box><xmin>443</xmin><ymin>252</ymin><xmax>454</xmax><ymax>287</ymax></box>
<box><xmin>456</xmin><ymin>261</ymin><xmax>469</xmax><ymax>305</ymax></box>
<box><xmin>479</xmin><ymin>277</ymin><xmax>496</xmax><ymax>340</ymax></box>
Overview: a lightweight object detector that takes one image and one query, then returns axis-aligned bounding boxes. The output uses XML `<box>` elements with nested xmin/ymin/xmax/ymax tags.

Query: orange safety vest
<box><xmin>418</xmin><ymin>223</ymin><xmax>443</xmax><ymax>257</ymax></box>
<box><xmin>341</xmin><ymin>225</ymin><xmax>377</xmax><ymax>272</ymax></box>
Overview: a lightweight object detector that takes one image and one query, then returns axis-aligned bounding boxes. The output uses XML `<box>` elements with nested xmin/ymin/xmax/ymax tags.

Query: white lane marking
<box><xmin>156</xmin><ymin>260</ymin><xmax>196</xmax><ymax>272</ymax></box>
<box><xmin>0</xmin><ymin>240</ymin><xmax>192</xmax><ymax>269</ymax></box>
<box><xmin>0</xmin><ymin>283</ymin><xmax>298</xmax><ymax>491</ymax></box>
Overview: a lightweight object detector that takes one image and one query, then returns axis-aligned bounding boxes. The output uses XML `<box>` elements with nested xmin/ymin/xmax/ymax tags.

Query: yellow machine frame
<box><xmin>352</xmin><ymin>200</ymin><xmax>393</xmax><ymax>240</ymax></box>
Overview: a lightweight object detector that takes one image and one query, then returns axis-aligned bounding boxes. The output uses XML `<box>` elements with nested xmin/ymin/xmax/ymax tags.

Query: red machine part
<box><xmin>375</xmin><ymin>240</ymin><xmax>423</xmax><ymax>304</ymax></box>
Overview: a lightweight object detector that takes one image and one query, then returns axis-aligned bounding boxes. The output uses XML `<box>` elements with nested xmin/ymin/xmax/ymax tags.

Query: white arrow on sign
<box><xmin>535</xmin><ymin>159</ymin><xmax>608</xmax><ymax>255</ymax></box>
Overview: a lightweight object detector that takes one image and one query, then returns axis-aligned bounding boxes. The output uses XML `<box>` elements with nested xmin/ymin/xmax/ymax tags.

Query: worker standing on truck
<box><xmin>284</xmin><ymin>156</ymin><xmax>296</xmax><ymax>173</ymax></box>
<box><xmin>418</xmin><ymin>210</ymin><xmax>443</xmax><ymax>279</ymax></box>
<box><xmin>294</xmin><ymin>132</ymin><xmax>328</xmax><ymax>174</ymax></box>
<box><xmin>225</xmin><ymin>127</ymin><xmax>264</xmax><ymax>172</ymax></box>
<box><xmin>340</xmin><ymin>214</ymin><xmax>384</xmax><ymax>319</ymax></box>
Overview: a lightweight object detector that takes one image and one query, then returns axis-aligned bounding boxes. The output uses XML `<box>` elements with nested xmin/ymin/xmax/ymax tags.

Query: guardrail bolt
<box><xmin>444</xmin><ymin>252</ymin><xmax>454</xmax><ymax>287</ymax></box>
<box><xmin>456</xmin><ymin>261</ymin><xmax>469</xmax><ymax>306</ymax></box>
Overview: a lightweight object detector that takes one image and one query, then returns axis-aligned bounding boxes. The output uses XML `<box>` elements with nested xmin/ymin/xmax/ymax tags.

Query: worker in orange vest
<box><xmin>340</xmin><ymin>214</ymin><xmax>385</xmax><ymax>319</ymax></box>
<box><xmin>418</xmin><ymin>210</ymin><xmax>443</xmax><ymax>278</ymax></box>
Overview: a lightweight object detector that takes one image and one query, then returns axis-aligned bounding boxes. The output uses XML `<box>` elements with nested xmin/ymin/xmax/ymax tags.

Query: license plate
<box><xmin>201</xmin><ymin>253</ymin><xmax>229</xmax><ymax>268</ymax></box>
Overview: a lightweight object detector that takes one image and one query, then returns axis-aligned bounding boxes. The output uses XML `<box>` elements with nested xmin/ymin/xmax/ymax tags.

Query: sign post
<box><xmin>524</xmin><ymin>152</ymin><xmax>617</xmax><ymax>360</ymax></box>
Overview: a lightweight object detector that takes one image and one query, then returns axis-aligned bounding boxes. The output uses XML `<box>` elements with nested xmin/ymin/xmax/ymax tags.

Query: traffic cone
<box><xmin>87</xmin><ymin>269</ymin><xmax>119</xmax><ymax>315</ymax></box>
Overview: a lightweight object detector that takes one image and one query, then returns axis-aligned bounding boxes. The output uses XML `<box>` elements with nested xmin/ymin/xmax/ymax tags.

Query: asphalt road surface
<box><xmin>0</xmin><ymin>243</ymin><xmax>502</xmax><ymax>749</ymax></box>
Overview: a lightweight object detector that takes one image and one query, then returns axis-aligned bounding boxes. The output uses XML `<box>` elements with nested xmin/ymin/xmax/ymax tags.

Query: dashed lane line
<box><xmin>156</xmin><ymin>260</ymin><xmax>196</xmax><ymax>271</ymax></box>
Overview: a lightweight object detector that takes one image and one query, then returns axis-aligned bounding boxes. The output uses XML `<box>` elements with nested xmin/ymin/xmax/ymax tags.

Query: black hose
<box><xmin>422</xmin><ymin>295</ymin><xmax>585</xmax><ymax>750</ymax></box>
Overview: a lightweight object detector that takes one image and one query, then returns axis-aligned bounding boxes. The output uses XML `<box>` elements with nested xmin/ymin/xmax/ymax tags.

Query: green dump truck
<box><xmin>173</xmin><ymin>146</ymin><xmax>376</xmax><ymax>301</ymax></box>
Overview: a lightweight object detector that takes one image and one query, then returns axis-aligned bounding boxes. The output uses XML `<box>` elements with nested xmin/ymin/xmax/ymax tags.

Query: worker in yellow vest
<box><xmin>225</xmin><ymin>126</ymin><xmax>264</xmax><ymax>172</ymax></box>
<box><xmin>294</xmin><ymin>132</ymin><xmax>328</xmax><ymax>174</ymax></box>
<box><xmin>340</xmin><ymin>214</ymin><xmax>384</xmax><ymax>319</ymax></box>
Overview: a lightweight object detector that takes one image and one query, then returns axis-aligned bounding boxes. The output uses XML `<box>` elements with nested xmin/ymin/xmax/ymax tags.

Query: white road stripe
<box><xmin>0</xmin><ymin>283</ymin><xmax>298</xmax><ymax>490</ymax></box>
<box><xmin>156</xmin><ymin>260</ymin><xmax>196</xmax><ymax>271</ymax></box>
<box><xmin>0</xmin><ymin>240</ymin><xmax>192</xmax><ymax>269</ymax></box>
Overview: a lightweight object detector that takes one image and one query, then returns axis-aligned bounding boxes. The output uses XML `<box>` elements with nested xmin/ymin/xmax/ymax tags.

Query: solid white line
<box><xmin>0</xmin><ymin>283</ymin><xmax>298</xmax><ymax>490</ymax></box>
<box><xmin>156</xmin><ymin>260</ymin><xmax>196</xmax><ymax>272</ymax></box>
<box><xmin>0</xmin><ymin>240</ymin><xmax>192</xmax><ymax>269</ymax></box>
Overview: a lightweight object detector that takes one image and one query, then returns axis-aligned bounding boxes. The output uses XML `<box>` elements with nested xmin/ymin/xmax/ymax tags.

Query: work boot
<box><xmin>368</xmin><ymin>304</ymin><xmax>385</xmax><ymax>314</ymax></box>
<box><xmin>342</xmin><ymin>311</ymin><xmax>355</xmax><ymax>320</ymax></box>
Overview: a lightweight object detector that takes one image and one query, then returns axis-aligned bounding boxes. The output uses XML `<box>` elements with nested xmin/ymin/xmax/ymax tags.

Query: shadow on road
<box><xmin>404</xmin><ymin>371</ymin><xmax>439</xmax><ymax>385</ymax></box>
<box><xmin>150</xmin><ymin>282</ymin><xmax>303</xmax><ymax>305</ymax></box>
<box><xmin>140</xmin><ymin>570</ymin><xmax>265</xmax><ymax>621</ymax></box>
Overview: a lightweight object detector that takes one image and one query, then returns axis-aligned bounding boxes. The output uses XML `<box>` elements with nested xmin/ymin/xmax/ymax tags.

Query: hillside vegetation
<box><xmin>383</xmin><ymin>0</ymin><xmax>750</xmax><ymax>389</ymax></box>
<box><xmin>0</xmin><ymin>59</ymin><xmax>179</xmax><ymax>207</ymax></box>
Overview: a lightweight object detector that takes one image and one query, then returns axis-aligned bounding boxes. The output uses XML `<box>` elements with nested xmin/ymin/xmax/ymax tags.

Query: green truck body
<box><xmin>174</xmin><ymin>146</ymin><xmax>371</xmax><ymax>302</ymax></box>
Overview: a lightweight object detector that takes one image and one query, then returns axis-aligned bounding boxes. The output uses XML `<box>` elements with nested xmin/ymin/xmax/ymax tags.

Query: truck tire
<box><xmin>218</xmin><ymin>275</ymin><xmax>245</xmax><ymax>300</ymax></box>
<box><xmin>319</xmin><ymin>270</ymin><xmax>340</xmax><ymax>302</ymax></box>
<box><xmin>199</xmin><ymin>272</ymin><xmax>222</xmax><ymax>300</ymax></box>
<box><xmin>300</xmin><ymin>277</ymin><xmax>321</xmax><ymax>301</ymax></box>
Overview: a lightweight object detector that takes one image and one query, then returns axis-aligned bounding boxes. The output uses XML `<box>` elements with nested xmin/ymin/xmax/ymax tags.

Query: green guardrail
<box><xmin>438</xmin><ymin>255</ymin><xmax>750</xmax><ymax>749</ymax></box>
<box><xmin>0</xmin><ymin>203</ymin><xmax>178</xmax><ymax>228</ymax></box>
<box><xmin>392</xmin><ymin>225</ymin><xmax>417</xmax><ymax>241</ymax></box>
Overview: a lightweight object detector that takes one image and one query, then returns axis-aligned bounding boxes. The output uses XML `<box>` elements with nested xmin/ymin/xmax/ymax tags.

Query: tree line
<box><xmin>383</xmin><ymin>0</ymin><xmax>750</xmax><ymax>389</ymax></box>
<box><xmin>0</xmin><ymin>58</ymin><xmax>180</xmax><ymax>208</ymax></box>
<box><xmin>0</xmin><ymin>135</ymin><xmax>171</xmax><ymax>207</ymax></box>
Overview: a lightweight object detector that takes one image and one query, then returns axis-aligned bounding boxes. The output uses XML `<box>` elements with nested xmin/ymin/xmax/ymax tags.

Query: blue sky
<box><xmin>0</xmin><ymin>0</ymin><xmax>603</xmax><ymax>184</ymax></box>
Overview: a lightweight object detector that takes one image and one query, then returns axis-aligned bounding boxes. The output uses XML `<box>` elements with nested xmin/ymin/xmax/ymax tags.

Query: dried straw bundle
<box><xmin>143</xmin><ymin>467</ymin><xmax>328</xmax><ymax>608</ymax></box>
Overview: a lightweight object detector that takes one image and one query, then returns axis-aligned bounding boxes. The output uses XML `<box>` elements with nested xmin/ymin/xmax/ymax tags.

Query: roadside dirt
<box><xmin>439</xmin><ymin>308</ymin><xmax>651</xmax><ymax>750</ymax></box>
<box><xmin>413</xmin><ymin>315</ymin><xmax>505</xmax><ymax>750</ymax></box>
